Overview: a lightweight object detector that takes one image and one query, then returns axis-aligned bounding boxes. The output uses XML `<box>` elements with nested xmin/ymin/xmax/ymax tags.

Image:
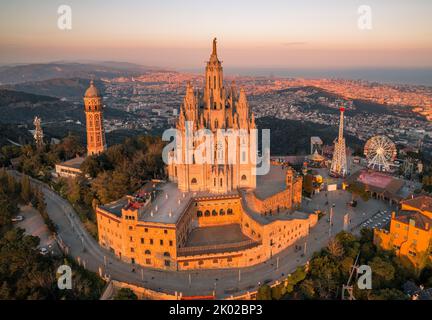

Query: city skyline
<box><xmin>1</xmin><ymin>0</ymin><xmax>432</xmax><ymax>69</ymax></box>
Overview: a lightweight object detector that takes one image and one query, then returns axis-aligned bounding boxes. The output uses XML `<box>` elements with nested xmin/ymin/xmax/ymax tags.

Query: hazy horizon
<box><xmin>1</xmin><ymin>0</ymin><xmax>432</xmax><ymax>70</ymax></box>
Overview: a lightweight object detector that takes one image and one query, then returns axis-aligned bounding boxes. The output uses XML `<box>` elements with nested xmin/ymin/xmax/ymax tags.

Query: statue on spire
<box><xmin>212</xmin><ymin>37</ymin><xmax>217</xmax><ymax>56</ymax></box>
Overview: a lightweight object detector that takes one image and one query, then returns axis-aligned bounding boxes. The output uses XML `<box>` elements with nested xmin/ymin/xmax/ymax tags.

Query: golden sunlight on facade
<box><xmin>84</xmin><ymin>80</ymin><xmax>107</xmax><ymax>156</ymax></box>
<box><xmin>95</xmin><ymin>39</ymin><xmax>317</xmax><ymax>271</ymax></box>
<box><xmin>374</xmin><ymin>195</ymin><xmax>432</xmax><ymax>269</ymax></box>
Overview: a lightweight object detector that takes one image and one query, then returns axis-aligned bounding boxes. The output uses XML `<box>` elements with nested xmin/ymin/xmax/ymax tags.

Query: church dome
<box><xmin>84</xmin><ymin>80</ymin><xmax>101</xmax><ymax>98</ymax></box>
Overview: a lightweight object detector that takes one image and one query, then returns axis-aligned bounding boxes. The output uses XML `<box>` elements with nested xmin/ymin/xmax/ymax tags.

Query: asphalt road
<box><xmin>9</xmin><ymin>170</ymin><xmax>393</xmax><ymax>299</ymax></box>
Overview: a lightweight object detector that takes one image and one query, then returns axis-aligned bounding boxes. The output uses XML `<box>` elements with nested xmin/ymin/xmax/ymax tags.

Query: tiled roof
<box><xmin>402</xmin><ymin>195</ymin><xmax>432</xmax><ymax>212</ymax></box>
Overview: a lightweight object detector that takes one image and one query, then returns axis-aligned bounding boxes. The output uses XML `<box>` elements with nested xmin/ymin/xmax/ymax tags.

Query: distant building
<box><xmin>374</xmin><ymin>195</ymin><xmax>432</xmax><ymax>269</ymax></box>
<box><xmin>310</xmin><ymin>136</ymin><xmax>323</xmax><ymax>155</ymax></box>
<box><xmin>55</xmin><ymin>156</ymin><xmax>85</xmax><ymax>179</ymax></box>
<box><xmin>84</xmin><ymin>80</ymin><xmax>107</xmax><ymax>156</ymax></box>
<box><xmin>345</xmin><ymin>169</ymin><xmax>407</xmax><ymax>204</ymax></box>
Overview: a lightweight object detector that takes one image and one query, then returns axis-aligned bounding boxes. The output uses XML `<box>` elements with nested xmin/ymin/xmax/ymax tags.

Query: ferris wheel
<box><xmin>364</xmin><ymin>135</ymin><xmax>397</xmax><ymax>172</ymax></box>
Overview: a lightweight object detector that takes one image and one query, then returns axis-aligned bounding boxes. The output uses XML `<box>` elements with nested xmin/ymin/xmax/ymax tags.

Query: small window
<box><xmin>197</xmin><ymin>211</ymin><xmax>203</xmax><ymax>217</ymax></box>
<box><xmin>163</xmin><ymin>252</ymin><xmax>170</xmax><ymax>257</ymax></box>
<box><xmin>145</xmin><ymin>250</ymin><xmax>151</xmax><ymax>255</ymax></box>
<box><xmin>241</xmin><ymin>174</ymin><xmax>247</xmax><ymax>181</ymax></box>
<box><xmin>140</xmin><ymin>238</ymin><xmax>144</xmax><ymax>244</ymax></box>
<box><xmin>212</xmin><ymin>210</ymin><xmax>218</xmax><ymax>216</ymax></box>
<box><xmin>160</xmin><ymin>239</ymin><xmax>164</xmax><ymax>246</ymax></box>
<box><xmin>191</xmin><ymin>178</ymin><xmax>197</xmax><ymax>184</ymax></box>
<box><xmin>165</xmin><ymin>260</ymin><xmax>171</xmax><ymax>267</ymax></box>
<box><xmin>204</xmin><ymin>210</ymin><xmax>210</xmax><ymax>217</ymax></box>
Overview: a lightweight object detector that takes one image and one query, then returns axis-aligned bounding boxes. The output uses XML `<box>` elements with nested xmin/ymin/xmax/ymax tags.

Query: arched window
<box><xmin>241</xmin><ymin>174</ymin><xmax>247</xmax><ymax>181</ymax></box>
<box><xmin>163</xmin><ymin>252</ymin><xmax>170</xmax><ymax>257</ymax></box>
<box><xmin>219</xmin><ymin>209</ymin><xmax>225</xmax><ymax>216</ymax></box>
<box><xmin>197</xmin><ymin>211</ymin><xmax>203</xmax><ymax>217</ymax></box>
<box><xmin>204</xmin><ymin>210</ymin><xmax>210</xmax><ymax>217</ymax></box>
<box><xmin>191</xmin><ymin>178</ymin><xmax>197</xmax><ymax>184</ymax></box>
<box><xmin>227</xmin><ymin>208</ymin><xmax>233</xmax><ymax>215</ymax></box>
<box><xmin>145</xmin><ymin>250</ymin><xmax>151</xmax><ymax>255</ymax></box>
<box><xmin>212</xmin><ymin>210</ymin><xmax>218</xmax><ymax>216</ymax></box>
<box><xmin>220</xmin><ymin>178</ymin><xmax>223</xmax><ymax>186</ymax></box>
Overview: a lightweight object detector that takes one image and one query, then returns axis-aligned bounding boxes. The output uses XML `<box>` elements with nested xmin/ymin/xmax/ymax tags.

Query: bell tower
<box><xmin>84</xmin><ymin>80</ymin><xmax>106</xmax><ymax>156</ymax></box>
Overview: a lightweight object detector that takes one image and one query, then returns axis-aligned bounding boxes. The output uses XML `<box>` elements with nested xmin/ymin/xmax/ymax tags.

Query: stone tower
<box><xmin>330</xmin><ymin>104</ymin><xmax>348</xmax><ymax>177</ymax></box>
<box><xmin>84</xmin><ymin>80</ymin><xmax>106</xmax><ymax>156</ymax></box>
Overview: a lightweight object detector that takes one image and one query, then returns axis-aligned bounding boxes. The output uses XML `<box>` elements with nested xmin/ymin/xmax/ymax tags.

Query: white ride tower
<box><xmin>330</xmin><ymin>105</ymin><xmax>348</xmax><ymax>177</ymax></box>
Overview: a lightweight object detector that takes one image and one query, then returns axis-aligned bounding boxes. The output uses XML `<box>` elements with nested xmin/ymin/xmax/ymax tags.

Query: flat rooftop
<box><xmin>255</xmin><ymin>165</ymin><xmax>287</xmax><ymax>199</ymax></box>
<box><xmin>57</xmin><ymin>156</ymin><xmax>85</xmax><ymax>169</ymax></box>
<box><xmin>100</xmin><ymin>181</ymin><xmax>239</xmax><ymax>224</ymax></box>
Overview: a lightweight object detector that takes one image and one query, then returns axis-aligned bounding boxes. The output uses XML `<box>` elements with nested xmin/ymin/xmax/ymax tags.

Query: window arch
<box><xmin>212</xmin><ymin>210</ymin><xmax>218</xmax><ymax>216</ymax></box>
<box><xmin>227</xmin><ymin>208</ymin><xmax>233</xmax><ymax>215</ymax></box>
<box><xmin>191</xmin><ymin>178</ymin><xmax>197</xmax><ymax>184</ymax></box>
<box><xmin>204</xmin><ymin>210</ymin><xmax>211</xmax><ymax>217</ymax></box>
<box><xmin>163</xmin><ymin>252</ymin><xmax>170</xmax><ymax>257</ymax></box>
<box><xmin>197</xmin><ymin>210</ymin><xmax>203</xmax><ymax>217</ymax></box>
<box><xmin>219</xmin><ymin>209</ymin><xmax>225</xmax><ymax>216</ymax></box>
<box><xmin>145</xmin><ymin>250</ymin><xmax>151</xmax><ymax>255</ymax></box>
<box><xmin>241</xmin><ymin>174</ymin><xmax>247</xmax><ymax>181</ymax></box>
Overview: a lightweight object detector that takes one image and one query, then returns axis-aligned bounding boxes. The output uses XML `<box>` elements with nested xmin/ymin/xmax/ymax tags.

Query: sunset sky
<box><xmin>1</xmin><ymin>0</ymin><xmax>431</xmax><ymax>69</ymax></box>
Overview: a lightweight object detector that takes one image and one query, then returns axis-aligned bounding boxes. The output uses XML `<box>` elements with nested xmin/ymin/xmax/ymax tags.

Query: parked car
<box><xmin>11</xmin><ymin>215</ymin><xmax>24</xmax><ymax>222</ymax></box>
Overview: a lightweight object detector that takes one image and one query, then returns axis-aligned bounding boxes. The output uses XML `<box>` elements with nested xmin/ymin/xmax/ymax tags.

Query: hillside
<box><xmin>0</xmin><ymin>61</ymin><xmax>158</xmax><ymax>85</ymax></box>
<box><xmin>0</xmin><ymin>89</ymin><xmax>133</xmax><ymax>124</ymax></box>
<box><xmin>256</xmin><ymin>116</ymin><xmax>364</xmax><ymax>155</ymax></box>
<box><xmin>1</xmin><ymin>78</ymin><xmax>106</xmax><ymax>101</ymax></box>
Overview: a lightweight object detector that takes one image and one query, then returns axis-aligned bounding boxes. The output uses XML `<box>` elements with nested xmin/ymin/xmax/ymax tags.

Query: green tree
<box><xmin>298</xmin><ymin>279</ymin><xmax>315</xmax><ymax>299</ymax></box>
<box><xmin>369</xmin><ymin>288</ymin><xmax>407</xmax><ymax>300</ymax></box>
<box><xmin>20</xmin><ymin>174</ymin><xmax>32</xmax><ymax>204</ymax></box>
<box><xmin>327</xmin><ymin>238</ymin><xmax>344</xmax><ymax>258</ymax></box>
<box><xmin>370</xmin><ymin>256</ymin><xmax>395</xmax><ymax>282</ymax></box>
<box><xmin>256</xmin><ymin>285</ymin><xmax>272</xmax><ymax>300</ymax></box>
<box><xmin>114</xmin><ymin>288</ymin><xmax>138</xmax><ymax>300</ymax></box>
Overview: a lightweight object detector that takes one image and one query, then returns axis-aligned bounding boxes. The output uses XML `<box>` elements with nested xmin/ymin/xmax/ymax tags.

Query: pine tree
<box><xmin>20</xmin><ymin>174</ymin><xmax>32</xmax><ymax>204</ymax></box>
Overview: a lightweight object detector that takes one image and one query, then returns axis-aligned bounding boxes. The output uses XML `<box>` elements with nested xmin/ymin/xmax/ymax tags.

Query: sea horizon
<box><xmin>179</xmin><ymin>66</ymin><xmax>432</xmax><ymax>87</ymax></box>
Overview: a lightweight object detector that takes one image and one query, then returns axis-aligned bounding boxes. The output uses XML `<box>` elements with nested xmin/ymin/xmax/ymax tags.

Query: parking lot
<box><xmin>360</xmin><ymin>209</ymin><xmax>392</xmax><ymax>230</ymax></box>
<box><xmin>15</xmin><ymin>205</ymin><xmax>60</xmax><ymax>255</ymax></box>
